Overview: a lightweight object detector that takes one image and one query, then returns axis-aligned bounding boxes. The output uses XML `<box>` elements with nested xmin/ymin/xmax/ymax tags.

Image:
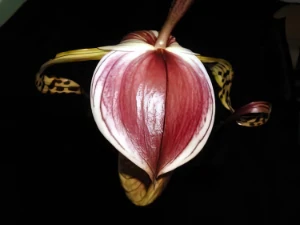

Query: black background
<box><xmin>1</xmin><ymin>0</ymin><xmax>299</xmax><ymax>224</ymax></box>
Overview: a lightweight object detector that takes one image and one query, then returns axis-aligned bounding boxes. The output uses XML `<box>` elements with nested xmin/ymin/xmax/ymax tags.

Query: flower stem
<box><xmin>154</xmin><ymin>0</ymin><xmax>194</xmax><ymax>49</ymax></box>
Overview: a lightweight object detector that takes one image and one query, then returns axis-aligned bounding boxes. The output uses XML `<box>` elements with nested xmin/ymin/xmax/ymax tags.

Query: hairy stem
<box><xmin>154</xmin><ymin>0</ymin><xmax>194</xmax><ymax>48</ymax></box>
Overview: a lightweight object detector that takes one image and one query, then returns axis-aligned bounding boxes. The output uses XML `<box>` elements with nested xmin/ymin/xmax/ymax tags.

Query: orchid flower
<box><xmin>91</xmin><ymin>28</ymin><xmax>215</xmax><ymax>181</ymax></box>
<box><xmin>35</xmin><ymin>0</ymin><xmax>272</xmax><ymax>206</ymax></box>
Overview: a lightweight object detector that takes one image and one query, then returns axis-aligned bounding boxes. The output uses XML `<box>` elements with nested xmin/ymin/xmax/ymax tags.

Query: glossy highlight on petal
<box><xmin>91</xmin><ymin>31</ymin><xmax>215</xmax><ymax>180</ymax></box>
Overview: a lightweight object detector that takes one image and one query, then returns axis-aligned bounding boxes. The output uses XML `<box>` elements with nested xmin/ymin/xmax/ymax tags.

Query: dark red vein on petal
<box><xmin>157</xmin><ymin>51</ymin><xmax>211</xmax><ymax>172</ymax></box>
<box><xmin>154</xmin><ymin>49</ymin><xmax>168</xmax><ymax>178</ymax></box>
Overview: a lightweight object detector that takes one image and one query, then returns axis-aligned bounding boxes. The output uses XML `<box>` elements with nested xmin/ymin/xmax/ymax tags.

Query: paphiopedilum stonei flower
<box><xmin>90</xmin><ymin>29</ymin><xmax>215</xmax><ymax>182</ymax></box>
<box><xmin>35</xmin><ymin>0</ymin><xmax>272</xmax><ymax>206</ymax></box>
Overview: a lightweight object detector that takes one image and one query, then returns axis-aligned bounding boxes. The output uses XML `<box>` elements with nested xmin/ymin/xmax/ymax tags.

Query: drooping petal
<box><xmin>231</xmin><ymin>101</ymin><xmax>272</xmax><ymax>127</ymax></box>
<box><xmin>35</xmin><ymin>48</ymin><xmax>109</xmax><ymax>95</ymax></box>
<box><xmin>197</xmin><ymin>55</ymin><xmax>272</xmax><ymax>127</ymax></box>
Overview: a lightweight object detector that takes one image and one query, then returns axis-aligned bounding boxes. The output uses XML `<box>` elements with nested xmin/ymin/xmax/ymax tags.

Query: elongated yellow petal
<box><xmin>35</xmin><ymin>48</ymin><xmax>110</xmax><ymax>95</ymax></box>
<box><xmin>196</xmin><ymin>55</ymin><xmax>234</xmax><ymax>112</ymax></box>
<box><xmin>198</xmin><ymin>55</ymin><xmax>272</xmax><ymax>127</ymax></box>
<box><xmin>55</xmin><ymin>48</ymin><xmax>107</xmax><ymax>58</ymax></box>
<box><xmin>36</xmin><ymin>75</ymin><xmax>82</xmax><ymax>94</ymax></box>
